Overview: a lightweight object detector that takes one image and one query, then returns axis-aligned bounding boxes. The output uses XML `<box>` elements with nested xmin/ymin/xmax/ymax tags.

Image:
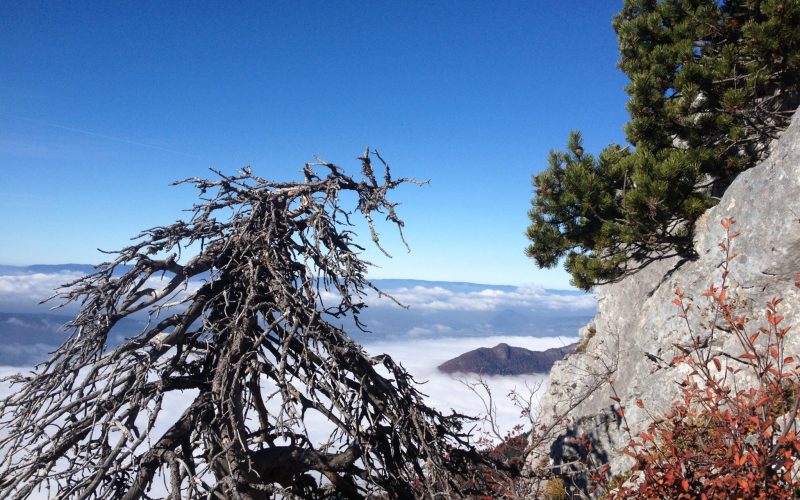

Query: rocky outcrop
<box><xmin>532</xmin><ymin>110</ymin><xmax>800</xmax><ymax>481</ymax></box>
<box><xmin>437</xmin><ymin>342</ymin><xmax>577</xmax><ymax>375</ymax></box>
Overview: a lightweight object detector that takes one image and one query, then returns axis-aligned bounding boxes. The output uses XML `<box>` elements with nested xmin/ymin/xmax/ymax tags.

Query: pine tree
<box><xmin>526</xmin><ymin>0</ymin><xmax>800</xmax><ymax>290</ymax></box>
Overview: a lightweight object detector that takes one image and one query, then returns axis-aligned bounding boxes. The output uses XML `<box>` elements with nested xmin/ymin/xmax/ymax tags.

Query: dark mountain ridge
<box><xmin>438</xmin><ymin>342</ymin><xmax>578</xmax><ymax>375</ymax></box>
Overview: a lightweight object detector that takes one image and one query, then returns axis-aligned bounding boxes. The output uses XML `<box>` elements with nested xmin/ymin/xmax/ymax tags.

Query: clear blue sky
<box><xmin>0</xmin><ymin>1</ymin><xmax>629</xmax><ymax>289</ymax></box>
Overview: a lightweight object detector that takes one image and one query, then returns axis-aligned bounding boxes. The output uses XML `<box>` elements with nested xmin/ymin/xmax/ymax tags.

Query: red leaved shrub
<box><xmin>609</xmin><ymin>218</ymin><xmax>800</xmax><ymax>498</ymax></box>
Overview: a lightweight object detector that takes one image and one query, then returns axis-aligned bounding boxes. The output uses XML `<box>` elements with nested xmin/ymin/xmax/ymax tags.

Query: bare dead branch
<box><xmin>0</xmin><ymin>153</ymin><xmax>486</xmax><ymax>499</ymax></box>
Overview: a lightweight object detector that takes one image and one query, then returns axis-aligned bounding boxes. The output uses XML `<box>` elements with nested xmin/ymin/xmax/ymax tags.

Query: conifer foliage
<box><xmin>526</xmin><ymin>0</ymin><xmax>800</xmax><ymax>290</ymax></box>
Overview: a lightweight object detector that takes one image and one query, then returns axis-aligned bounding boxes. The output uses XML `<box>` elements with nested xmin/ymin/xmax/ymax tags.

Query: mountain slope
<box><xmin>437</xmin><ymin>342</ymin><xmax>577</xmax><ymax>375</ymax></box>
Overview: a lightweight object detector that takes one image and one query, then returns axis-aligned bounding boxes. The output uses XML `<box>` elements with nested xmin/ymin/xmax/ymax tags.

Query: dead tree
<box><xmin>0</xmin><ymin>152</ymin><xmax>485</xmax><ymax>499</ymax></box>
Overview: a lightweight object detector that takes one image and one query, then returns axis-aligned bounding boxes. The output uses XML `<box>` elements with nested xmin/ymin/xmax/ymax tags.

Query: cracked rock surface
<box><xmin>530</xmin><ymin>110</ymin><xmax>800</xmax><ymax>481</ymax></box>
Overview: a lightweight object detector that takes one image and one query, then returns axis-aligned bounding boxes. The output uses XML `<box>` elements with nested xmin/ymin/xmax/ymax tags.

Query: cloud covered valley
<box><xmin>0</xmin><ymin>266</ymin><xmax>593</xmax><ymax>444</ymax></box>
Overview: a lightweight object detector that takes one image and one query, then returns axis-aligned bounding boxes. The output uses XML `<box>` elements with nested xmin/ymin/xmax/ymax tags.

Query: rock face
<box><xmin>532</xmin><ymin>110</ymin><xmax>800</xmax><ymax>482</ymax></box>
<box><xmin>437</xmin><ymin>343</ymin><xmax>577</xmax><ymax>375</ymax></box>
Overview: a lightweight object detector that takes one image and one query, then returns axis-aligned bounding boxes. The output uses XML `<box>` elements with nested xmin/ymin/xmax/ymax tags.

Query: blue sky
<box><xmin>0</xmin><ymin>1</ymin><xmax>628</xmax><ymax>289</ymax></box>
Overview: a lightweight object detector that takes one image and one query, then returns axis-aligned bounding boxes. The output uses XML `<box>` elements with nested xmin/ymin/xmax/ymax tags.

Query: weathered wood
<box><xmin>0</xmin><ymin>155</ymin><xmax>486</xmax><ymax>499</ymax></box>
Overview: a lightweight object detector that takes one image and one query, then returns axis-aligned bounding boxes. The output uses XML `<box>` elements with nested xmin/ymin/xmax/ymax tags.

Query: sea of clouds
<box><xmin>0</xmin><ymin>266</ymin><xmax>593</xmax><ymax>460</ymax></box>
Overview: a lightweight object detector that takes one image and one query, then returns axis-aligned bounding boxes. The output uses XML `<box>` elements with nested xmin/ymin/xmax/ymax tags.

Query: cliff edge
<box><xmin>531</xmin><ymin>110</ymin><xmax>800</xmax><ymax>481</ymax></box>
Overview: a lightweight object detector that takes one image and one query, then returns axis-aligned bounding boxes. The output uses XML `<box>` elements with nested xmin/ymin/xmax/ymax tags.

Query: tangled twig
<box><xmin>0</xmin><ymin>152</ymin><xmax>484</xmax><ymax>499</ymax></box>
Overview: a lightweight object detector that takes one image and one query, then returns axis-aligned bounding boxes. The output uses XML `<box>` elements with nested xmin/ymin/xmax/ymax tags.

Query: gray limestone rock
<box><xmin>530</xmin><ymin>110</ymin><xmax>800</xmax><ymax>486</ymax></box>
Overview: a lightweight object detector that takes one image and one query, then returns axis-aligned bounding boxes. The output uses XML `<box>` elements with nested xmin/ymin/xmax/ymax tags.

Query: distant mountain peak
<box><xmin>437</xmin><ymin>342</ymin><xmax>577</xmax><ymax>376</ymax></box>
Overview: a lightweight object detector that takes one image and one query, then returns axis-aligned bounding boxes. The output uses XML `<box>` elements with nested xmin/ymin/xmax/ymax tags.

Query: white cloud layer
<box><xmin>0</xmin><ymin>269</ymin><xmax>595</xmax><ymax>317</ymax></box>
<box><xmin>0</xmin><ymin>269</ymin><xmax>590</xmax><ymax>490</ymax></box>
<box><xmin>0</xmin><ymin>271</ymin><xmax>202</xmax><ymax>315</ymax></box>
<box><xmin>0</xmin><ymin>335</ymin><xmax>576</xmax><ymax>478</ymax></box>
<box><xmin>361</xmin><ymin>335</ymin><xmax>577</xmax><ymax>439</ymax></box>
<box><xmin>0</xmin><ymin>272</ymin><xmax>84</xmax><ymax>302</ymax></box>
<box><xmin>365</xmin><ymin>285</ymin><xmax>595</xmax><ymax>312</ymax></box>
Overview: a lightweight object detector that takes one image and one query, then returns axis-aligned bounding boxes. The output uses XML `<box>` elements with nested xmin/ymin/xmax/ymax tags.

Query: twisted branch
<box><xmin>0</xmin><ymin>152</ymin><xmax>484</xmax><ymax>499</ymax></box>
